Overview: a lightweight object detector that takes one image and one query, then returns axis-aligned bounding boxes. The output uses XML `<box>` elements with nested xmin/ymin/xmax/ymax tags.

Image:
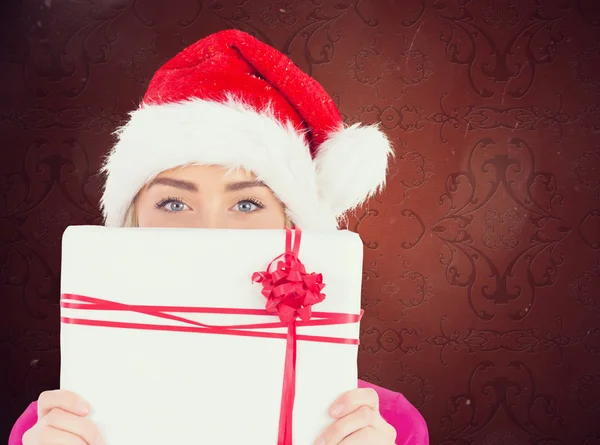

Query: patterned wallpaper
<box><xmin>1</xmin><ymin>0</ymin><xmax>599</xmax><ymax>443</ymax></box>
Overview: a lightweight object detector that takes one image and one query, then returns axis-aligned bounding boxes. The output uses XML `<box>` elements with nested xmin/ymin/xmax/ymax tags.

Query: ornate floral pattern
<box><xmin>1</xmin><ymin>0</ymin><xmax>599</xmax><ymax>443</ymax></box>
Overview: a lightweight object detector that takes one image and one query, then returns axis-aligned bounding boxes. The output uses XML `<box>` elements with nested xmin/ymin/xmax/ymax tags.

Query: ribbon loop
<box><xmin>252</xmin><ymin>229</ymin><xmax>326</xmax><ymax>325</ymax></box>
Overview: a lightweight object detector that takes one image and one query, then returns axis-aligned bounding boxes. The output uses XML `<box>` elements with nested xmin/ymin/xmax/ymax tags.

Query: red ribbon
<box><xmin>61</xmin><ymin>228</ymin><xmax>360</xmax><ymax>445</ymax></box>
<box><xmin>251</xmin><ymin>228</ymin><xmax>326</xmax><ymax>445</ymax></box>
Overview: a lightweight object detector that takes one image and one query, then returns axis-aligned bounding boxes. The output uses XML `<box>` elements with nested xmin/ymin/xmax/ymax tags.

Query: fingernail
<box><xmin>330</xmin><ymin>404</ymin><xmax>344</xmax><ymax>417</ymax></box>
<box><xmin>77</xmin><ymin>402</ymin><xmax>90</xmax><ymax>415</ymax></box>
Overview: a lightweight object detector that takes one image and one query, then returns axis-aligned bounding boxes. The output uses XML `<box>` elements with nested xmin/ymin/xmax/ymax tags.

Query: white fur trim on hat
<box><xmin>315</xmin><ymin>123</ymin><xmax>393</xmax><ymax>217</ymax></box>
<box><xmin>100</xmin><ymin>97</ymin><xmax>337</xmax><ymax>230</ymax></box>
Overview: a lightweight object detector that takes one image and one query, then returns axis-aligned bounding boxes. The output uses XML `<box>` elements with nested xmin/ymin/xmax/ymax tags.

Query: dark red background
<box><xmin>1</xmin><ymin>0</ymin><xmax>600</xmax><ymax>443</ymax></box>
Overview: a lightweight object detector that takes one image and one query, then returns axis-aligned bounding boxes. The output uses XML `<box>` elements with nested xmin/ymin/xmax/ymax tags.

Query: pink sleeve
<box><xmin>8</xmin><ymin>402</ymin><xmax>38</xmax><ymax>445</ymax></box>
<box><xmin>358</xmin><ymin>380</ymin><xmax>429</xmax><ymax>445</ymax></box>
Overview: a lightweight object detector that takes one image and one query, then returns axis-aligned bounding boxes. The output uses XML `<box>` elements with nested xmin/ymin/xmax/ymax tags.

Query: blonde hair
<box><xmin>122</xmin><ymin>199</ymin><xmax>293</xmax><ymax>228</ymax></box>
<box><xmin>123</xmin><ymin>202</ymin><xmax>138</xmax><ymax>227</ymax></box>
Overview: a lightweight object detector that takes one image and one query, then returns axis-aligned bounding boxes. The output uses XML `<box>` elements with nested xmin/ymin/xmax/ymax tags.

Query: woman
<box><xmin>9</xmin><ymin>30</ymin><xmax>429</xmax><ymax>445</ymax></box>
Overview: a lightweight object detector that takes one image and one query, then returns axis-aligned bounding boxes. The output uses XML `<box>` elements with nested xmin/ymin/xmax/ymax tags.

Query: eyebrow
<box><xmin>147</xmin><ymin>178</ymin><xmax>267</xmax><ymax>192</ymax></box>
<box><xmin>148</xmin><ymin>177</ymin><xmax>198</xmax><ymax>191</ymax></box>
<box><xmin>225</xmin><ymin>180</ymin><xmax>267</xmax><ymax>192</ymax></box>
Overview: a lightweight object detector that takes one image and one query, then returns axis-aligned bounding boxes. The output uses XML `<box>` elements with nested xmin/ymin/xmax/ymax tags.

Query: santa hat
<box><xmin>101</xmin><ymin>29</ymin><xmax>393</xmax><ymax>229</ymax></box>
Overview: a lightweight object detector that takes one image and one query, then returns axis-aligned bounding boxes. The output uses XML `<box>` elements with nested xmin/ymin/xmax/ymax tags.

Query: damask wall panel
<box><xmin>1</xmin><ymin>0</ymin><xmax>599</xmax><ymax>444</ymax></box>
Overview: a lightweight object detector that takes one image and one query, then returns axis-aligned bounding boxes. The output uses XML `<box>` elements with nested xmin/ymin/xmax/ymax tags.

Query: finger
<box><xmin>25</xmin><ymin>425</ymin><xmax>88</xmax><ymax>445</ymax></box>
<box><xmin>42</xmin><ymin>408</ymin><xmax>102</xmax><ymax>445</ymax></box>
<box><xmin>316</xmin><ymin>405</ymin><xmax>374</xmax><ymax>445</ymax></box>
<box><xmin>337</xmin><ymin>426</ymin><xmax>379</xmax><ymax>445</ymax></box>
<box><xmin>38</xmin><ymin>390</ymin><xmax>90</xmax><ymax>419</ymax></box>
<box><xmin>328</xmin><ymin>388</ymin><xmax>379</xmax><ymax>419</ymax></box>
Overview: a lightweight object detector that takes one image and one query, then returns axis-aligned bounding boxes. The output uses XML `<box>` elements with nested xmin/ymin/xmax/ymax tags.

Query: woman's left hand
<box><xmin>315</xmin><ymin>388</ymin><xmax>397</xmax><ymax>445</ymax></box>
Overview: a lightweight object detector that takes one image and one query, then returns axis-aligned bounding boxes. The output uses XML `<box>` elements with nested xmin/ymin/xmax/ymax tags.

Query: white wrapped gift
<box><xmin>60</xmin><ymin>226</ymin><xmax>363</xmax><ymax>445</ymax></box>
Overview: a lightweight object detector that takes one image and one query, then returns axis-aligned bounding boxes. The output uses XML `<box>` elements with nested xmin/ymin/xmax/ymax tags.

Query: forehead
<box><xmin>155</xmin><ymin>165</ymin><xmax>257</xmax><ymax>181</ymax></box>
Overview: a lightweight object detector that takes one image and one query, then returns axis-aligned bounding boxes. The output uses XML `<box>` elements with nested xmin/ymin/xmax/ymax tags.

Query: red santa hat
<box><xmin>101</xmin><ymin>29</ymin><xmax>393</xmax><ymax>229</ymax></box>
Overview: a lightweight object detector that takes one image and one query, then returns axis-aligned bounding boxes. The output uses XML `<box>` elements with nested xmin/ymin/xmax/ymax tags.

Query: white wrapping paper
<box><xmin>60</xmin><ymin>226</ymin><xmax>363</xmax><ymax>445</ymax></box>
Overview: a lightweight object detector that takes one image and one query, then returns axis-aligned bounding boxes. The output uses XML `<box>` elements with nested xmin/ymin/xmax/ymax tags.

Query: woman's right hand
<box><xmin>22</xmin><ymin>390</ymin><xmax>103</xmax><ymax>445</ymax></box>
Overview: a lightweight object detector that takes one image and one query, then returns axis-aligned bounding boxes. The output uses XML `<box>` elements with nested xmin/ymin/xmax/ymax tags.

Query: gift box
<box><xmin>60</xmin><ymin>226</ymin><xmax>363</xmax><ymax>445</ymax></box>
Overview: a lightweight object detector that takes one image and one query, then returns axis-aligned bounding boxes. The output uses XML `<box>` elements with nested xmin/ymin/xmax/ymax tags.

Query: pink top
<box><xmin>9</xmin><ymin>380</ymin><xmax>428</xmax><ymax>444</ymax></box>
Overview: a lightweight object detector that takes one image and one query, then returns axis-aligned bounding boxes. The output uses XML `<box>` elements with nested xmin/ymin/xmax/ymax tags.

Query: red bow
<box><xmin>252</xmin><ymin>253</ymin><xmax>326</xmax><ymax>323</ymax></box>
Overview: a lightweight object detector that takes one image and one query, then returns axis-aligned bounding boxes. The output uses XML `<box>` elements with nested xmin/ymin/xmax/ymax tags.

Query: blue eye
<box><xmin>156</xmin><ymin>199</ymin><xmax>189</xmax><ymax>212</ymax></box>
<box><xmin>235</xmin><ymin>199</ymin><xmax>263</xmax><ymax>213</ymax></box>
